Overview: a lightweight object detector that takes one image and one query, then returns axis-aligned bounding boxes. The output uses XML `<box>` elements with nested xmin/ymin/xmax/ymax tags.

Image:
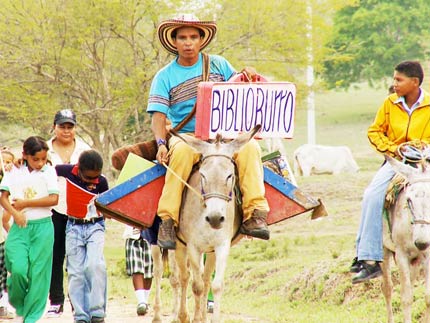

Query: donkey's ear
<box><xmin>169</xmin><ymin>129</ymin><xmax>210</xmax><ymax>152</ymax></box>
<box><xmin>234</xmin><ymin>124</ymin><xmax>261</xmax><ymax>142</ymax></box>
<box><xmin>227</xmin><ymin>124</ymin><xmax>262</xmax><ymax>152</ymax></box>
<box><xmin>249</xmin><ymin>124</ymin><xmax>262</xmax><ymax>138</ymax></box>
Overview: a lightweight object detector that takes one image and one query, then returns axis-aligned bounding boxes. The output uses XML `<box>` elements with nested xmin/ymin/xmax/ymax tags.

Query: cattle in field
<box><xmin>293</xmin><ymin>144</ymin><xmax>359</xmax><ymax>176</ymax></box>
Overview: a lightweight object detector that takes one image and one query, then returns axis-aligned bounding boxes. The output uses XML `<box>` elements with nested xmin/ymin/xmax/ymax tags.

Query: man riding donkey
<box><xmin>147</xmin><ymin>14</ymin><xmax>270</xmax><ymax>249</ymax></box>
<box><xmin>351</xmin><ymin>61</ymin><xmax>430</xmax><ymax>283</ymax></box>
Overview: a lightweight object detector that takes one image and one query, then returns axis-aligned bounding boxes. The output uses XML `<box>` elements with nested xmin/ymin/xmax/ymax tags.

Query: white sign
<box><xmin>196</xmin><ymin>82</ymin><xmax>296</xmax><ymax>140</ymax></box>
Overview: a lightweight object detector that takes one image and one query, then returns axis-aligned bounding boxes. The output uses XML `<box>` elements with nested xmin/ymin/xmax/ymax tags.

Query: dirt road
<box><xmin>0</xmin><ymin>298</ymin><xmax>169</xmax><ymax>323</ymax></box>
<box><xmin>0</xmin><ymin>299</ymin><xmax>255</xmax><ymax>323</ymax></box>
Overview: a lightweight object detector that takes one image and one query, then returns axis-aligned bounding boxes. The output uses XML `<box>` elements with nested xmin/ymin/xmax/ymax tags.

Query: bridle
<box><xmin>176</xmin><ymin>153</ymin><xmax>240</xmax><ymax>248</ymax></box>
<box><xmin>406</xmin><ymin>178</ymin><xmax>430</xmax><ymax>225</ymax></box>
<box><xmin>199</xmin><ymin>154</ymin><xmax>236</xmax><ymax>203</ymax></box>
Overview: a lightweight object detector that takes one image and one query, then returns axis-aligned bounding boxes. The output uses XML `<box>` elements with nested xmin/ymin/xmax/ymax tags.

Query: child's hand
<box><xmin>15</xmin><ymin>159</ymin><xmax>24</xmax><ymax>167</ymax></box>
<box><xmin>3</xmin><ymin>163</ymin><xmax>13</xmax><ymax>172</ymax></box>
<box><xmin>13</xmin><ymin>210</ymin><xmax>27</xmax><ymax>228</ymax></box>
<box><xmin>2</xmin><ymin>210</ymin><xmax>11</xmax><ymax>232</ymax></box>
<box><xmin>11</xmin><ymin>198</ymin><xmax>26</xmax><ymax>211</ymax></box>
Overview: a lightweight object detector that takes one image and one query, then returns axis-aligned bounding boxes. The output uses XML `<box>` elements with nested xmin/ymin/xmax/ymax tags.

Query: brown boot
<box><xmin>157</xmin><ymin>218</ymin><xmax>176</xmax><ymax>249</ymax></box>
<box><xmin>239</xmin><ymin>210</ymin><xmax>270</xmax><ymax>240</ymax></box>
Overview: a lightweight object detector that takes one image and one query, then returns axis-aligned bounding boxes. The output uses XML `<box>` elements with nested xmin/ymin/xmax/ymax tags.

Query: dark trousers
<box><xmin>49</xmin><ymin>209</ymin><xmax>68</xmax><ymax>306</ymax></box>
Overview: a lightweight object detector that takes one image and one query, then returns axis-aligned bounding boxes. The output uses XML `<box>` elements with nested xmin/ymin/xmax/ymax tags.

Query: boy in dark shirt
<box><xmin>55</xmin><ymin>150</ymin><xmax>108</xmax><ymax>323</ymax></box>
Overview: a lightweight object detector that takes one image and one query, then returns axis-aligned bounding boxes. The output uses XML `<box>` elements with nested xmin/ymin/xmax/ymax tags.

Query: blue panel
<box><xmin>263</xmin><ymin>167</ymin><xmax>298</xmax><ymax>198</ymax></box>
<box><xmin>96</xmin><ymin>164</ymin><xmax>166</xmax><ymax>205</ymax></box>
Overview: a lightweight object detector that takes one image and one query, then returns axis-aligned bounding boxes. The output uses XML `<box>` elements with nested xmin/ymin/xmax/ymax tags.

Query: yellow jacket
<box><xmin>368</xmin><ymin>90</ymin><xmax>430</xmax><ymax>157</ymax></box>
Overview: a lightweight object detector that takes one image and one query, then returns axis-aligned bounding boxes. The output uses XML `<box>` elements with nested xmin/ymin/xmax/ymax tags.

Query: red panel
<box><xmin>265</xmin><ymin>183</ymin><xmax>307</xmax><ymax>225</ymax></box>
<box><xmin>102</xmin><ymin>172</ymin><xmax>309</xmax><ymax>228</ymax></box>
<box><xmin>196</xmin><ymin>82</ymin><xmax>214</xmax><ymax>140</ymax></box>
<box><xmin>106</xmin><ymin>176</ymin><xmax>165</xmax><ymax>227</ymax></box>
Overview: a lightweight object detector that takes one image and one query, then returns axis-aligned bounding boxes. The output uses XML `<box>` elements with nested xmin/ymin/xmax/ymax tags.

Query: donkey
<box><xmin>164</xmin><ymin>125</ymin><xmax>261</xmax><ymax>323</ymax></box>
<box><xmin>382</xmin><ymin>155</ymin><xmax>430</xmax><ymax>323</ymax></box>
<box><xmin>151</xmin><ymin>246</ymin><xmax>213</xmax><ymax>323</ymax></box>
<box><xmin>151</xmin><ymin>245</ymin><xmax>180</xmax><ymax>323</ymax></box>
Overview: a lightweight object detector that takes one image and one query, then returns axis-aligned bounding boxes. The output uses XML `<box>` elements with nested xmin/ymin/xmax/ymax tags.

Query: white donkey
<box><xmin>167</xmin><ymin>125</ymin><xmax>261</xmax><ymax>323</ymax></box>
<box><xmin>382</xmin><ymin>155</ymin><xmax>430</xmax><ymax>323</ymax></box>
<box><xmin>151</xmin><ymin>245</ymin><xmax>180</xmax><ymax>323</ymax></box>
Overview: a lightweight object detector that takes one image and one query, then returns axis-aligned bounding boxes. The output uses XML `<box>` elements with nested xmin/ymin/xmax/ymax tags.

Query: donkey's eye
<box><xmin>225</xmin><ymin>173</ymin><xmax>235</xmax><ymax>185</ymax></box>
<box><xmin>200</xmin><ymin>173</ymin><xmax>207</xmax><ymax>186</ymax></box>
<box><xmin>407</xmin><ymin>198</ymin><xmax>414</xmax><ymax>211</ymax></box>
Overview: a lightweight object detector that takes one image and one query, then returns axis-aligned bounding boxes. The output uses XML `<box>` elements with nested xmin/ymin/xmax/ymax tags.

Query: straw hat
<box><xmin>158</xmin><ymin>14</ymin><xmax>217</xmax><ymax>55</ymax></box>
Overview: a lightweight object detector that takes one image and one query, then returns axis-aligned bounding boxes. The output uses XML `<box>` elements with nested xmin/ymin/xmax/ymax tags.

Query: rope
<box><xmin>162</xmin><ymin>162</ymin><xmax>203</xmax><ymax>202</ymax></box>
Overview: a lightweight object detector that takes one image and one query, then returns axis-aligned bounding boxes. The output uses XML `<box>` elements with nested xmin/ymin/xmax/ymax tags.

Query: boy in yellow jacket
<box><xmin>351</xmin><ymin>60</ymin><xmax>430</xmax><ymax>284</ymax></box>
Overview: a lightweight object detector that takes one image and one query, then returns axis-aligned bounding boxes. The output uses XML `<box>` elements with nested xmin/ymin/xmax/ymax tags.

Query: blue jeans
<box><xmin>66</xmin><ymin>220</ymin><xmax>107</xmax><ymax>322</ymax></box>
<box><xmin>356</xmin><ymin>162</ymin><xmax>395</xmax><ymax>262</ymax></box>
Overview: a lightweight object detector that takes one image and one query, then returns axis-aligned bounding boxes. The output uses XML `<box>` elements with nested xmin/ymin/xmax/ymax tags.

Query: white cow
<box><xmin>293</xmin><ymin>144</ymin><xmax>359</xmax><ymax>176</ymax></box>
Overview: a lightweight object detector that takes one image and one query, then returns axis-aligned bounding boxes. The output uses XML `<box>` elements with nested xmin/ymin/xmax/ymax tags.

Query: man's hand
<box><xmin>241</xmin><ymin>67</ymin><xmax>257</xmax><ymax>82</ymax></box>
<box><xmin>156</xmin><ymin>145</ymin><xmax>169</xmax><ymax>165</ymax></box>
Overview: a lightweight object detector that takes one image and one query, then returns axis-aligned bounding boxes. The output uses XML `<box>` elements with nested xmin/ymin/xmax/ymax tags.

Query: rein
<box><xmin>163</xmin><ymin>162</ymin><xmax>204</xmax><ymax>202</ymax></box>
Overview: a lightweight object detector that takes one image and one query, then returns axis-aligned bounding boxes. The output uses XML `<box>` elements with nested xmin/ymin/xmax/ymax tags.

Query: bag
<box><xmin>111</xmin><ymin>53</ymin><xmax>210</xmax><ymax>171</ymax></box>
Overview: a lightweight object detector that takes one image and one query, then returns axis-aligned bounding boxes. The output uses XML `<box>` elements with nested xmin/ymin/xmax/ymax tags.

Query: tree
<box><xmin>322</xmin><ymin>0</ymin><xmax>430</xmax><ymax>89</ymax></box>
<box><xmin>0</xmin><ymin>0</ymin><xmax>176</xmax><ymax>175</ymax></box>
<box><xmin>0</xmin><ymin>0</ymin><xmax>352</xmax><ymax>176</ymax></box>
<box><xmin>211</xmin><ymin>0</ymin><xmax>354</xmax><ymax>99</ymax></box>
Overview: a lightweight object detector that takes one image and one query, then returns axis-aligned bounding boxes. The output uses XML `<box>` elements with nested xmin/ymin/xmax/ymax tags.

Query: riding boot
<box><xmin>157</xmin><ymin>218</ymin><xmax>176</xmax><ymax>250</ymax></box>
<box><xmin>239</xmin><ymin>210</ymin><xmax>270</xmax><ymax>240</ymax></box>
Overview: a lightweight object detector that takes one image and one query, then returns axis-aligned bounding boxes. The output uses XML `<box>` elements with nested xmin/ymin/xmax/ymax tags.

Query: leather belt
<box><xmin>68</xmin><ymin>217</ymin><xmax>104</xmax><ymax>225</ymax></box>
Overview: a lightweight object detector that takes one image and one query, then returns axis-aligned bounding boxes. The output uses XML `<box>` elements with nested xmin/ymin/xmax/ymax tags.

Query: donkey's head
<box><xmin>171</xmin><ymin>125</ymin><xmax>261</xmax><ymax>229</ymax></box>
<box><xmin>387</xmin><ymin>155</ymin><xmax>430</xmax><ymax>251</ymax></box>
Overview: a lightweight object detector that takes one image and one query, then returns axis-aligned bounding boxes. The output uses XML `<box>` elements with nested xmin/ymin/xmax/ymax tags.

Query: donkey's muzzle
<box><xmin>414</xmin><ymin>240</ymin><xmax>430</xmax><ymax>251</ymax></box>
<box><xmin>205</xmin><ymin>212</ymin><xmax>225</xmax><ymax>229</ymax></box>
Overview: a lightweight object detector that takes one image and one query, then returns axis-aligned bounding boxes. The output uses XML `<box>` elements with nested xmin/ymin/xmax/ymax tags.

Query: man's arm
<box><xmin>151</xmin><ymin>112</ymin><xmax>169</xmax><ymax>165</ymax></box>
<box><xmin>368</xmin><ymin>101</ymin><xmax>398</xmax><ymax>157</ymax></box>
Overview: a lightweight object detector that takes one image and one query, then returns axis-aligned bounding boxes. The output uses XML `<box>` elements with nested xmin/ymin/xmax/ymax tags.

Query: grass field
<box><xmin>102</xmin><ymin>85</ymin><xmax>425</xmax><ymax>323</ymax></box>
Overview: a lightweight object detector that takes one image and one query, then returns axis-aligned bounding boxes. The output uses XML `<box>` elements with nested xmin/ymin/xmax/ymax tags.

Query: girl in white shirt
<box><xmin>0</xmin><ymin>136</ymin><xmax>59</xmax><ymax>323</ymax></box>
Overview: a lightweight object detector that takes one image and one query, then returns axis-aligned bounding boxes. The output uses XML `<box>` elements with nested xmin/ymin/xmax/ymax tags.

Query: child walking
<box><xmin>0</xmin><ymin>137</ymin><xmax>59</xmax><ymax>323</ymax></box>
<box><xmin>0</xmin><ymin>148</ymin><xmax>16</xmax><ymax>319</ymax></box>
<box><xmin>55</xmin><ymin>149</ymin><xmax>108</xmax><ymax>323</ymax></box>
<box><xmin>0</xmin><ymin>147</ymin><xmax>15</xmax><ymax>182</ymax></box>
<box><xmin>123</xmin><ymin>217</ymin><xmax>160</xmax><ymax>316</ymax></box>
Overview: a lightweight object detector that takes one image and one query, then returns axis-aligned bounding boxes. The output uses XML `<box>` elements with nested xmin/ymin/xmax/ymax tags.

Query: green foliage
<box><xmin>322</xmin><ymin>0</ymin><xmax>430</xmax><ymax>89</ymax></box>
<box><xmin>0</xmin><ymin>0</ymin><xmax>179</xmax><ymax>171</ymax></box>
<box><xmin>0</xmin><ymin>0</ymin><xmax>356</xmax><ymax>177</ymax></box>
<box><xmin>213</xmin><ymin>0</ymin><xmax>353</xmax><ymax>100</ymax></box>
